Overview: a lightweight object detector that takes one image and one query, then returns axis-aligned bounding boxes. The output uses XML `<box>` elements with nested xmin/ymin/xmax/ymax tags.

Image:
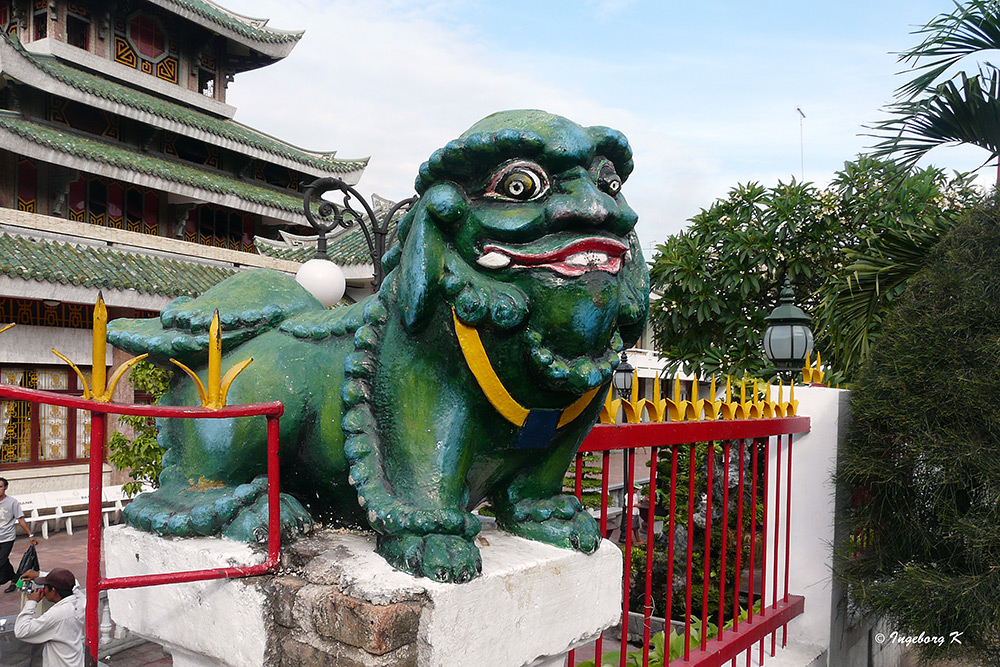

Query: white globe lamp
<box><xmin>296</xmin><ymin>258</ymin><xmax>346</xmax><ymax>307</ymax></box>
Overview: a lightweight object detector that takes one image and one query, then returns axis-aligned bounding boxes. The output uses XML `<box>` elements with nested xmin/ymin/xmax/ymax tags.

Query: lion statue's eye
<box><xmin>598</xmin><ymin>162</ymin><xmax>622</xmax><ymax>196</ymax></box>
<box><xmin>486</xmin><ymin>162</ymin><xmax>549</xmax><ymax>202</ymax></box>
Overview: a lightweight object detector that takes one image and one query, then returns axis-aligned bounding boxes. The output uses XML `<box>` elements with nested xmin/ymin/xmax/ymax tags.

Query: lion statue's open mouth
<box><xmin>107</xmin><ymin>109</ymin><xmax>650</xmax><ymax>583</ymax></box>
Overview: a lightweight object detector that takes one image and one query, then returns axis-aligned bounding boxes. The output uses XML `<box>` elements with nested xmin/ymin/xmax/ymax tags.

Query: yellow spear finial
<box><xmin>207</xmin><ymin>310</ymin><xmax>222</xmax><ymax>409</ymax></box>
<box><xmin>53</xmin><ymin>293</ymin><xmax>148</xmax><ymax>402</ymax></box>
<box><xmin>92</xmin><ymin>292</ymin><xmax>107</xmax><ymax>399</ymax></box>
<box><xmin>170</xmin><ymin>310</ymin><xmax>252</xmax><ymax>409</ymax></box>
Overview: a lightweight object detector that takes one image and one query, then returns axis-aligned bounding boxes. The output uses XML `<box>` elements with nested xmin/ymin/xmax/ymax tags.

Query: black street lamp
<box><xmin>763</xmin><ymin>279</ymin><xmax>814</xmax><ymax>380</ymax></box>
<box><xmin>612</xmin><ymin>351</ymin><xmax>634</xmax><ymax>401</ymax></box>
<box><xmin>301</xmin><ymin>178</ymin><xmax>417</xmax><ymax>290</ymax></box>
<box><xmin>612</xmin><ymin>351</ymin><xmax>634</xmax><ymax>543</ymax></box>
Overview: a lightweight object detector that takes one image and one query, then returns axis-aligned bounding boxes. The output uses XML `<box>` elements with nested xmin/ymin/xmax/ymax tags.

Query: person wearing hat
<box><xmin>14</xmin><ymin>567</ymin><xmax>85</xmax><ymax>667</ymax></box>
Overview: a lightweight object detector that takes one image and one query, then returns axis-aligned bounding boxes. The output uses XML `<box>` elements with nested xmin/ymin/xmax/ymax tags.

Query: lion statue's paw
<box><xmin>223</xmin><ymin>492</ymin><xmax>315</xmax><ymax>543</ymax></box>
<box><xmin>377</xmin><ymin>533</ymin><xmax>482</xmax><ymax>583</ymax></box>
<box><xmin>122</xmin><ymin>475</ymin><xmax>313</xmax><ymax>542</ymax></box>
<box><xmin>497</xmin><ymin>495</ymin><xmax>603</xmax><ymax>554</ymax></box>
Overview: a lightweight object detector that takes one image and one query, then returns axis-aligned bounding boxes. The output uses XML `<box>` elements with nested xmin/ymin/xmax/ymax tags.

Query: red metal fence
<box><xmin>0</xmin><ymin>364</ymin><xmax>809</xmax><ymax>667</ymax></box>
<box><xmin>569</xmin><ymin>416</ymin><xmax>810</xmax><ymax>667</ymax></box>
<box><xmin>0</xmin><ymin>382</ymin><xmax>283</xmax><ymax>667</ymax></box>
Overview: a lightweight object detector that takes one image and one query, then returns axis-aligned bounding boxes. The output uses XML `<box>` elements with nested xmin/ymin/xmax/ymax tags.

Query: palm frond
<box><xmin>817</xmin><ymin>216</ymin><xmax>955</xmax><ymax>374</ymax></box>
<box><xmin>870</xmin><ymin>71</ymin><xmax>1000</xmax><ymax>171</ymax></box>
<box><xmin>898</xmin><ymin>0</ymin><xmax>1000</xmax><ymax>98</ymax></box>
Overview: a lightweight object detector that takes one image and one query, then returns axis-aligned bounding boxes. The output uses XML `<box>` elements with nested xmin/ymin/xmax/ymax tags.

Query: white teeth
<box><xmin>477</xmin><ymin>251</ymin><xmax>511</xmax><ymax>269</ymax></box>
<box><xmin>565</xmin><ymin>251</ymin><xmax>609</xmax><ymax>267</ymax></box>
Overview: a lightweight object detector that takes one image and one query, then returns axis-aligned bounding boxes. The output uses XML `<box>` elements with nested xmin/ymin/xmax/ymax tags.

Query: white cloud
<box><xmin>223</xmin><ymin>0</ymin><xmax>997</xmax><ymax>251</ymax></box>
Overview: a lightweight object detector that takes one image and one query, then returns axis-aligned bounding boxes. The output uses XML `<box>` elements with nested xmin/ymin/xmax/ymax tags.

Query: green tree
<box><xmin>107</xmin><ymin>360</ymin><xmax>171</xmax><ymax>496</ymax></box>
<box><xmin>835</xmin><ymin>196</ymin><xmax>1000</xmax><ymax>666</ymax></box>
<box><xmin>870</xmin><ymin>0</ymin><xmax>1000</xmax><ymax>176</ymax></box>
<box><xmin>648</xmin><ymin>157</ymin><xmax>979</xmax><ymax>381</ymax></box>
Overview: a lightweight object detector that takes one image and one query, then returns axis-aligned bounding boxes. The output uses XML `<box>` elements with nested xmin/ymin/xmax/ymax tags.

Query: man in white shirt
<box><xmin>14</xmin><ymin>567</ymin><xmax>86</xmax><ymax>667</ymax></box>
<box><xmin>0</xmin><ymin>477</ymin><xmax>39</xmax><ymax>591</ymax></box>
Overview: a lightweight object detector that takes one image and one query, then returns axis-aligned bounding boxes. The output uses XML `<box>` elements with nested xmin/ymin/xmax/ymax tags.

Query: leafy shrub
<box><xmin>107</xmin><ymin>360</ymin><xmax>171</xmax><ymax>496</ymax></box>
<box><xmin>835</xmin><ymin>196</ymin><xmax>1000</xmax><ymax>665</ymax></box>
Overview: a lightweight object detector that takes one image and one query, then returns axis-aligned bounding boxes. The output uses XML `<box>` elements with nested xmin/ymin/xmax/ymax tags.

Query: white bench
<box><xmin>15</xmin><ymin>486</ymin><xmax>132</xmax><ymax>538</ymax></box>
<box><xmin>17</xmin><ymin>492</ymin><xmax>51</xmax><ymax>540</ymax></box>
<box><xmin>47</xmin><ymin>489</ymin><xmax>91</xmax><ymax>536</ymax></box>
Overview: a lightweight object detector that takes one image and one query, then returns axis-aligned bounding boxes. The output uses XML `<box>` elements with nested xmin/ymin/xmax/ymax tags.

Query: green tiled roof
<box><xmin>0</xmin><ymin>232</ymin><xmax>235</xmax><ymax>297</ymax></box>
<box><xmin>254</xmin><ymin>220</ymin><xmax>402</xmax><ymax>266</ymax></box>
<box><xmin>162</xmin><ymin>0</ymin><xmax>303</xmax><ymax>45</ymax></box>
<box><xmin>2</xmin><ymin>33</ymin><xmax>367</xmax><ymax>175</ymax></box>
<box><xmin>0</xmin><ymin>111</ymin><xmax>309</xmax><ymax>216</ymax></box>
<box><xmin>255</xmin><ymin>241</ymin><xmax>315</xmax><ymax>263</ymax></box>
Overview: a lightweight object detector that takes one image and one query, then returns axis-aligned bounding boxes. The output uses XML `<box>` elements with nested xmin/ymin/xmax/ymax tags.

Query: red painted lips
<box><xmin>477</xmin><ymin>237</ymin><xmax>628</xmax><ymax>277</ymax></box>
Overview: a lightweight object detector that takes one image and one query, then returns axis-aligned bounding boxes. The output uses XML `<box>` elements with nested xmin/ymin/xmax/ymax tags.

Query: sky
<box><xmin>221</xmin><ymin>0</ymin><xmax>995</xmax><ymax>256</ymax></box>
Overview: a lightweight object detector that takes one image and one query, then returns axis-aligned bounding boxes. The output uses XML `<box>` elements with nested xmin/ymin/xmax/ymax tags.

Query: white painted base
<box><xmin>105</xmin><ymin>521</ymin><xmax>623</xmax><ymax>667</ymax></box>
<box><xmin>104</xmin><ymin>527</ymin><xmax>269</xmax><ymax>667</ymax></box>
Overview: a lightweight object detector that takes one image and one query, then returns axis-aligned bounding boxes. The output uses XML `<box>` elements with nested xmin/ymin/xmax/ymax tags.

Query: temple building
<box><xmin>0</xmin><ymin>0</ymin><xmax>371</xmax><ymax>488</ymax></box>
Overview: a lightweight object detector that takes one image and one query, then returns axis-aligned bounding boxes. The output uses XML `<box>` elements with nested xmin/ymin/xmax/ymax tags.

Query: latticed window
<box><xmin>66</xmin><ymin>6</ymin><xmax>89</xmax><ymax>50</ymax></box>
<box><xmin>67</xmin><ymin>174</ymin><xmax>159</xmax><ymax>234</ymax></box>
<box><xmin>0</xmin><ymin>367</ymin><xmax>89</xmax><ymax>467</ymax></box>
<box><xmin>48</xmin><ymin>97</ymin><xmax>119</xmax><ymax>140</ymax></box>
<box><xmin>32</xmin><ymin>4</ymin><xmax>46</xmax><ymax>41</ymax></box>
<box><xmin>129</xmin><ymin>15</ymin><xmax>163</xmax><ymax>59</ymax></box>
<box><xmin>16</xmin><ymin>158</ymin><xmax>36</xmax><ymax>213</ymax></box>
<box><xmin>114</xmin><ymin>11</ymin><xmax>178</xmax><ymax>84</ymax></box>
<box><xmin>182</xmin><ymin>205</ymin><xmax>254</xmax><ymax>253</ymax></box>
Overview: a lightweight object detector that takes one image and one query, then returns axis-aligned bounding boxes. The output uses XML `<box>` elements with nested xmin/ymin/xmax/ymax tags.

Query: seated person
<box><xmin>14</xmin><ymin>568</ymin><xmax>85</xmax><ymax>667</ymax></box>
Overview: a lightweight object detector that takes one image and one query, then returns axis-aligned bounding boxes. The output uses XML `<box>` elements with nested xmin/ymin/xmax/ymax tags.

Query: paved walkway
<box><xmin>0</xmin><ymin>529</ymin><xmax>170</xmax><ymax>666</ymax></box>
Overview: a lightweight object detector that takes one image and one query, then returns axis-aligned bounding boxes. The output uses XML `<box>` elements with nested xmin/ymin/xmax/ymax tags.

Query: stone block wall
<box><xmin>107</xmin><ymin>524</ymin><xmax>623</xmax><ymax>667</ymax></box>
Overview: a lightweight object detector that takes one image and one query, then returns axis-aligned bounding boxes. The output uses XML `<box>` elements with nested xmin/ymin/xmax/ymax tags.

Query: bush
<box><xmin>835</xmin><ymin>196</ymin><xmax>1000</xmax><ymax>665</ymax></box>
<box><xmin>107</xmin><ymin>360</ymin><xmax>171</xmax><ymax>496</ymax></box>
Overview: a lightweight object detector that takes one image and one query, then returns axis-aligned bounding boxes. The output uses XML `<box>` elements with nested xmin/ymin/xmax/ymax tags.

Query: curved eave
<box><xmin>157</xmin><ymin>0</ymin><xmax>303</xmax><ymax>61</ymax></box>
<box><xmin>0</xmin><ymin>35</ymin><xmax>367</xmax><ymax>181</ymax></box>
<box><xmin>0</xmin><ymin>113</ymin><xmax>311</xmax><ymax>225</ymax></box>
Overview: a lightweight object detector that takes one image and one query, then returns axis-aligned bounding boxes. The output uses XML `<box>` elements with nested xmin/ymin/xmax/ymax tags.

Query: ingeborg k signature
<box><xmin>873</xmin><ymin>630</ymin><xmax>963</xmax><ymax>646</ymax></box>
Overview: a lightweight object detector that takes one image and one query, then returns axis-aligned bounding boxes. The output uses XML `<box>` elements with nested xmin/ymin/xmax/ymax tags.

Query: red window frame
<box><xmin>0</xmin><ymin>366</ymin><xmax>88</xmax><ymax>469</ymax></box>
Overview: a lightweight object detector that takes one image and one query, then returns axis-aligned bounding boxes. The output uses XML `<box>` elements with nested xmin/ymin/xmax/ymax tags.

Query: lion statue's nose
<box><xmin>545</xmin><ymin>170</ymin><xmax>637</xmax><ymax>234</ymax></box>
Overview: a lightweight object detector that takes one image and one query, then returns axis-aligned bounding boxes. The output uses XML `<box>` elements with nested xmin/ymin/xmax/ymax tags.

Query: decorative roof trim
<box><xmin>4</xmin><ymin>34</ymin><xmax>369</xmax><ymax>179</ymax></box>
<box><xmin>0</xmin><ymin>112</ymin><xmax>312</xmax><ymax>224</ymax></box>
<box><xmin>156</xmin><ymin>0</ymin><xmax>303</xmax><ymax>59</ymax></box>
<box><xmin>22</xmin><ymin>37</ymin><xmax>237</xmax><ymax>119</ymax></box>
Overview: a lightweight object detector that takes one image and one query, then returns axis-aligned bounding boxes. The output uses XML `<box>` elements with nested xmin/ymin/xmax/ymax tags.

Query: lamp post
<box><xmin>300</xmin><ymin>177</ymin><xmax>417</xmax><ymax>291</ymax></box>
<box><xmin>612</xmin><ymin>352</ymin><xmax>633</xmax><ymax>543</ymax></box>
<box><xmin>763</xmin><ymin>278</ymin><xmax>814</xmax><ymax>381</ymax></box>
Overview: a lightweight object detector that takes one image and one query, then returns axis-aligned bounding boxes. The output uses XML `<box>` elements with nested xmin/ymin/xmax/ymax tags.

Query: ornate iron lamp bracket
<box><xmin>302</xmin><ymin>177</ymin><xmax>418</xmax><ymax>288</ymax></box>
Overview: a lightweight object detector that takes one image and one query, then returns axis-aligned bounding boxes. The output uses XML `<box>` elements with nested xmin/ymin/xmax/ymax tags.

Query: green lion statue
<box><xmin>108</xmin><ymin>110</ymin><xmax>649</xmax><ymax>582</ymax></box>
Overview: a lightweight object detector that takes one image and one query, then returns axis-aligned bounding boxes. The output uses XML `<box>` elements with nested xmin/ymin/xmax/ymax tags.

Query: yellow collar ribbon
<box><xmin>453</xmin><ymin>309</ymin><xmax>601</xmax><ymax>445</ymax></box>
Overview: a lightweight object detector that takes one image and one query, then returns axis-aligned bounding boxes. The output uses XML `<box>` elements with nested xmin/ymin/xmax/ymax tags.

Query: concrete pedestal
<box><xmin>105</xmin><ymin>521</ymin><xmax>623</xmax><ymax>667</ymax></box>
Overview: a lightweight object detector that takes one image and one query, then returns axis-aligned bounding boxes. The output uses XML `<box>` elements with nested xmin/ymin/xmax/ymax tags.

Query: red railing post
<box><xmin>85</xmin><ymin>411</ymin><xmax>106</xmax><ymax>667</ymax></box>
<box><xmin>641</xmin><ymin>448</ymin><xmax>659</xmax><ymax>667</ymax></box>
<box><xmin>701</xmin><ymin>442</ymin><xmax>714</xmax><ymax>652</ymax></box>
<box><xmin>620</xmin><ymin>448</ymin><xmax>636</xmax><ymax>667</ymax></box>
